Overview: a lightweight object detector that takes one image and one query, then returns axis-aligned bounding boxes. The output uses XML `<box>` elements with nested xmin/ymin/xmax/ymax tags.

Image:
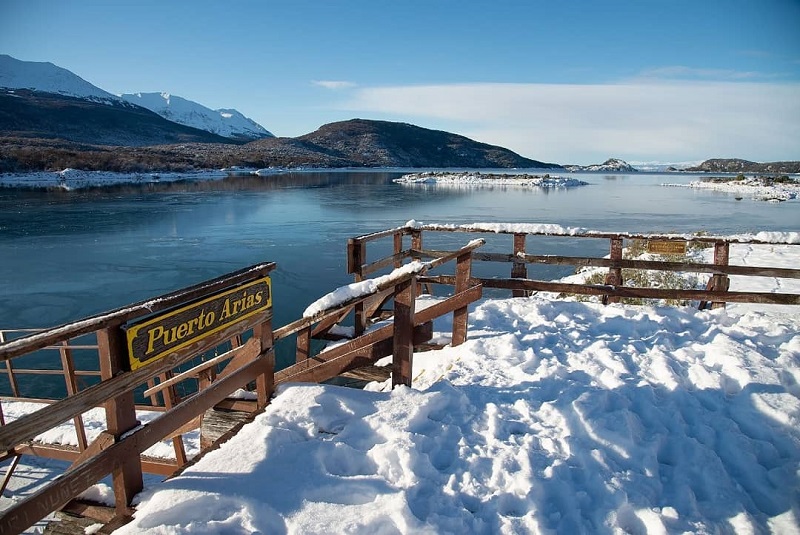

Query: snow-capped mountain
<box><xmin>0</xmin><ymin>54</ymin><xmax>120</xmax><ymax>104</ymax></box>
<box><xmin>564</xmin><ymin>158</ymin><xmax>637</xmax><ymax>172</ymax></box>
<box><xmin>120</xmin><ymin>92</ymin><xmax>273</xmax><ymax>140</ymax></box>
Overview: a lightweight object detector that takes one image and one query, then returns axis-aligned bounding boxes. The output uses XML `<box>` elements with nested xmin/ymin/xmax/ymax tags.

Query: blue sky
<box><xmin>1</xmin><ymin>0</ymin><xmax>798</xmax><ymax>164</ymax></box>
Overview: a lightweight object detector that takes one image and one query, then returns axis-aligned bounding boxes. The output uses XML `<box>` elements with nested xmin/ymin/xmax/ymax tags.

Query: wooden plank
<box><xmin>452</xmin><ymin>254</ymin><xmax>473</xmax><ymax>346</ymax></box>
<box><xmin>0</xmin><ymin>351</ymin><xmax>271</xmax><ymax>535</ymax></box>
<box><xmin>392</xmin><ymin>277</ymin><xmax>416</xmax><ymax>388</ymax></box>
<box><xmin>97</xmin><ymin>327</ymin><xmax>142</xmax><ymax>512</ymax></box>
<box><xmin>338</xmin><ymin>365</ymin><xmax>392</xmax><ymax>382</ymax></box>
<box><xmin>518</xmin><ymin>255</ymin><xmax>800</xmax><ymax>279</ymax></box>
<box><xmin>603</xmin><ymin>238</ymin><xmax>624</xmax><ymax>305</ymax></box>
<box><xmin>470</xmin><ymin>277</ymin><xmax>800</xmax><ymax>304</ymax></box>
<box><xmin>361</xmin><ymin>253</ymin><xmax>409</xmax><ymax>277</ymax></box>
<box><xmin>0</xmin><ymin>262</ymin><xmax>276</xmax><ymax>362</ymax></box>
<box><xmin>311</xmin><ymin>307</ymin><xmax>352</xmax><ymax>338</ymax></box>
<box><xmin>14</xmin><ymin>443</ymin><xmax>179</xmax><ymax>476</ymax></box>
<box><xmin>512</xmin><ymin>233</ymin><xmax>527</xmax><ymax>298</ymax></box>
<box><xmin>200</xmin><ymin>408</ymin><xmax>252</xmax><ymax>450</ymax></box>
<box><xmin>347</xmin><ymin>238</ymin><xmax>366</xmax><ymax>275</ymax></box>
<box><xmin>142</xmin><ymin>338</ymin><xmax>259</xmax><ymax>398</ymax></box>
<box><xmin>66</xmin><ymin>432</ymin><xmax>115</xmax><ymax>472</ymax></box>
<box><xmin>0</xmin><ymin>308</ymin><xmax>273</xmax><ymax>453</ymax></box>
<box><xmin>275</xmin><ymin>324</ymin><xmax>432</xmax><ymax>386</ymax></box>
<box><xmin>411</xmin><ymin>224</ymin><xmax>797</xmax><ymax>246</ymax></box>
<box><xmin>253</xmin><ymin>320</ymin><xmax>274</xmax><ymax>410</ymax></box>
<box><xmin>351</xmin><ymin>226</ymin><xmax>410</xmax><ymax>244</ymax></box>
<box><xmin>296</xmin><ymin>327</ymin><xmax>311</xmax><ymax>364</ymax></box>
<box><xmin>394</xmin><ymin>232</ymin><xmax>403</xmax><ymax>269</ymax></box>
<box><xmin>712</xmin><ymin>242</ymin><xmax>730</xmax><ymax>310</ymax></box>
<box><xmin>60</xmin><ymin>501</ymin><xmax>116</xmax><ymax>524</ymax></box>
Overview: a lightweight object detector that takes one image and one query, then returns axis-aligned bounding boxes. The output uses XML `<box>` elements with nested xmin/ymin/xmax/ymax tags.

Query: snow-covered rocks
<box><xmin>394</xmin><ymin>172</ymin><xmax>588</xmax><ymax>189</ymax></box>
<box><xmin>564</xmin><ymin>158</ymin><xmax>637</xmax><ymax>172</ymax></box>
<box><xmin>663</xmin><ymin>175</ymin><xmax>800</xmax><ymax>202</ymax></box>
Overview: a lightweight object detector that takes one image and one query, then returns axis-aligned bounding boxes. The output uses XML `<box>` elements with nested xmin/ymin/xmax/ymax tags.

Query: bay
<box><xmin>0</xmin><ymin>170</ymin><xmax>796</xmax><ymax>396</ymax></box>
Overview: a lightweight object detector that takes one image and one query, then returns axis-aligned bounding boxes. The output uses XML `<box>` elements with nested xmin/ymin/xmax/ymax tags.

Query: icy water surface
<box><xmin>0</xmin><ymin>170</ymin><xmax>796</xmax><ymax>395</ymax></box>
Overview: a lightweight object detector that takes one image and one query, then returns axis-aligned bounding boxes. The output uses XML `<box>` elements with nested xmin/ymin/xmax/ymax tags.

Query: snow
<box><xmin>120</xmin><ymin>92</ymin><xmax>273</xmax><ymax>139</ymax></box>
<box><xmin>394</xmin><ymin>172</ymin><xmax>588</xmax><ymax>189</ymax></box>
<box><xmin>663</xmin><ymin>176</ymin><xmax>800</xmax><ymax>202</ymax></box>
<box><xmin>0</xmin><ymin>400</ymin><xmax>200</xmax><ymax>460</ymax></box>
<box><xmin>303</xmin><ymin>262</ymin><xmax>426</xmax><ymax>317</ymax></box>
<box><xmin>407</xmin><ymin>221</ymin><xmax>800</xmax><ymax>244</ymax></box>
<box><xmin>114</xmin><ymin>243</ymin><xmax>800</xmax><ymax>534</ymax></box>
<box><xmin>0</xmin><ymin>54</ymin><xmax>119</xmax><ymax>104</ymax></box>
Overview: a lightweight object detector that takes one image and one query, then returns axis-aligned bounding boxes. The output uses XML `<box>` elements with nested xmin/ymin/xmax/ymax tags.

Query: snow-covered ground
<box><xmin>663</xmin><ymin>176</ymin><xmax>800</xmax><ymax>202</ymax></box>
<box><xmin>110</xmin><ymin>242</ymin><xmax>800</xmax><ymax>534</ymax></box>
<box><xmin>394</xmin><ymin>172</ymin><xmax>588</xmax><ymax>189</ymax></box>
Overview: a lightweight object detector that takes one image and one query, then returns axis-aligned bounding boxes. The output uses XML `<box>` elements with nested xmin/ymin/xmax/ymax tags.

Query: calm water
<box><xmin>0</xmin><ymin>170</ymin><xmax>796</xmax><ymax>395</ymax></box>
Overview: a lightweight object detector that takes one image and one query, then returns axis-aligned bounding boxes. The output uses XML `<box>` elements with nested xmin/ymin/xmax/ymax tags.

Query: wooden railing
<box><xmin>347</xmin><ymin>223</ymin><xmax>800</xmax><ymax>308</ymax></box>
<box><xmin>0</xmin><ymin>237</ymin><xmax>488</xmax><ymax>533</ymax></box>
<box><xmin>0</xmin><ymin>263</ymin><xmax>277</xmax><ymax>534</ymax></box>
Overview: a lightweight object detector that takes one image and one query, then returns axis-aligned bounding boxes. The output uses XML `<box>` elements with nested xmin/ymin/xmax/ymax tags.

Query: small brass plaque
<box><xmin>647</xmin><ymin>240</ymin><xmax>687</xmax><ymax>255</ymax></box>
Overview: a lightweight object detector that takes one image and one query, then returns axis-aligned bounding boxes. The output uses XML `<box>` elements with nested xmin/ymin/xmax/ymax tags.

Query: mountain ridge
<box><xmin>0</xmin><ymin>55</ymin><xmax>271</xmax><ymax>141</ymax></box>
<box><xmin>685</xmin><ymin>158</ymin><xmax>800</xmax><ymax>174</ymax></box>
<box><xmin>120</xmin><ymin>92</ymin><xmax>273</xmax><ymax>140</ymax></box>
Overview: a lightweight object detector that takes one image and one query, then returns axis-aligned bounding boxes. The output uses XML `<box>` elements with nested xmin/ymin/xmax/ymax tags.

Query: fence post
<box><xmin>452</xmin><ymin>251</ymin><xmax>473</xmax><ymax>346</ymax></box>
<box><xmin>711</xmin><ymin>242</ymin><xmax>730</xmax><ymax>309</ymax></box>
<box><xmin>393</xmin><ymin>231</ymin><xmax>403</xmax><ymax>269</ymax></box>
<box><xmin>349</xmin><ymin>238</ymin><xmax>368</xmax><ymax>336</ymax></box>
<box><xmin>603</xmin><ymin>238</ymin><xmax>624</xmax><ymax>304</ymax></box>
<box><xmin>512</xmin><ymin>233</ymin><xmax>528</xmax><ymax>297</ymax></box>
<box><xmin>254</xmin><ymin>320</ymin><xmax>275</xmax><ymax>409</ymax></box>
<box><xmin>410</xmin><ymin>230</ymin><xmax>430</xmax><ymax>295</ymax></box>
<box><xmin>296</xmin><ymin>326</ymin><xmax>311</xmax><ymax>364</ymax></box>
<box><xmin>97</xmin><ymin>326</ymin><xmax>143</xmax><ymax>514</ymax></box>
<box><xmin>392</xmin><ymin>276</ymin><xmax>416</xmax><ymax>388</ymax></box>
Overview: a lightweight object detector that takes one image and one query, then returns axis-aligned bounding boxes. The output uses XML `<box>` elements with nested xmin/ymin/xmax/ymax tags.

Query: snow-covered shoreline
<box><xmin>394</xmin><ymin>171</ymin><xmax>588</xmax><ymax>189</ymax></box>
<box><xmin>0</xmin><ymin>168</ymin><xmax>230</xmax><ymax>190</ymax></box>
<box><xmin>663</xmin><ymin>176</ymin><xmax>800</xmax><ymax>202</ymax></box>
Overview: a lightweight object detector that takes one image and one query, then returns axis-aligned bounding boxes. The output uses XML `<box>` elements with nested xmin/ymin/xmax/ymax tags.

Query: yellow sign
<box><xmin>647</xmin><ymin>240</ymin><xmax>687</xmax><ymax>255</ymax></box>
<box><xmin>126</xmin><ymin>277</ymin><xmax>272</xmax><ymax>370</ymax></box>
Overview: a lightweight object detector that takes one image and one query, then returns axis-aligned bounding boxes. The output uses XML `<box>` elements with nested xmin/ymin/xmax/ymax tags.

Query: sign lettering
<box><xmin>646</xmin><ymin>240</ymin><xmax>687</xmax><ymax>255</ymax></box>
<box><xmin>126</xmin><ymin>277</ymin><xmax>272</xmax><ymax>369</ymax></box>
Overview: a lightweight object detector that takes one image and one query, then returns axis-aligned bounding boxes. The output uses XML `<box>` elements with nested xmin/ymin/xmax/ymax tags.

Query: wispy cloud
<box><xmin>635</xmin><ymin>66</ymin><xmax>767</xmax><ymax>81</ymax></box>
<box><xmin>312</xmin><ymin>80</ymin><xmax>356</xmax><ymax>90</ymax></box>
<box><xmin>339</xmin><ymin>81</ymin><xmax>800</xmax><ymax>163</ymax></box>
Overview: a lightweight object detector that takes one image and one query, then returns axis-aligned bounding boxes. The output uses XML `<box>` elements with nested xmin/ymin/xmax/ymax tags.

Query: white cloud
<box><xmin>635</xmin><ymin>66</ymin><xmax>766</xmax><ymax>81</ymax></box>
<box><xmin>339</xmin><ymin>82</ymin><xmax>800</xmax><ymax>163</ymax></box>
<box><xmin>312</xmin><ymin>80</ymin><xmax>356</xmax><ymax>90</ymax></box>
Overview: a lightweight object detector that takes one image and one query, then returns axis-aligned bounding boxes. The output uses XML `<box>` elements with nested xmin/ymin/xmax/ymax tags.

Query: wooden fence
<box><xmin>347</xmin><ymin>223</ymin><xmax>800</xmax><ymax>309</ymax></box>
<box><xmin>0</xmin><ymin>238</ymin><xmax>485</xmax><ymax>533</ymax></box>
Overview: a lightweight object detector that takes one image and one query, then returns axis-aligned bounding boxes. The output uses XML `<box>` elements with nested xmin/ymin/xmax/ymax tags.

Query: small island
<box><xmin>393</xmin><ymin>171</ymin><xmax>589</xmax><ymax>188</ymax></box>
<box><xmin>663</xmin><ymin>174</ymin><xmax>800</xmax><ymax>202</ymax></box>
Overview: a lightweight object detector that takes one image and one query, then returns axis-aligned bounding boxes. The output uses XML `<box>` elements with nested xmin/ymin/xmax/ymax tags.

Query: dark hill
<box><xmin>685</xmin><ymin>158</ymin><xmax>800</xmax><ymax>174</ymax></box>
<box><xmin>0</xmin><ymin>118</ymin><xmax>560</xmax><ymax>172</ymax></box>
<box><xmin>294</xmin><ymin>119</ymin><xmax>560</xmax><ymax>168</ymax></box>
<box><xmin>0</xmin><ymin>89</ymin><xmax>235</xmax><ymax>146</ymax></box>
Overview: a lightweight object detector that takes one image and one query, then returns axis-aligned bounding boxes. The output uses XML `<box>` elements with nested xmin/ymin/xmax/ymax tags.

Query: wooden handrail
<box><xmin>0</xmin><ymin>262</ymin><xmax>275</xmax><ymax>362</ymax></box>
<box><xmin>382</xmin><ymin>223</ymin><xmax>800</xmax><ymax>246</ymax></box>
